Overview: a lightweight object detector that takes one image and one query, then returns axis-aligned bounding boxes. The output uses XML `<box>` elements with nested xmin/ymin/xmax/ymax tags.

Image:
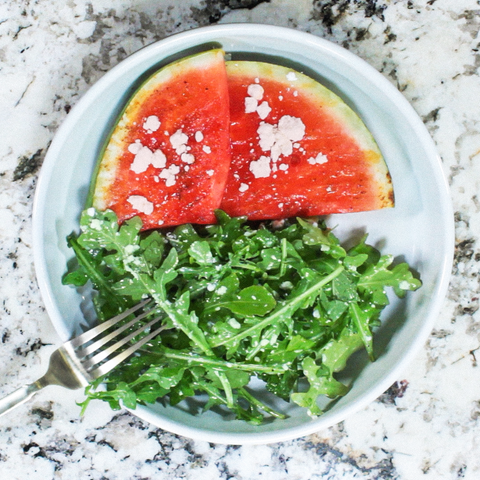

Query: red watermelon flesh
<box><xmin>220</xmin><ymin>61</ymin><xmax>394</xmax><ymax>220</ymax></box>
<box><xmin>90</xmin><ymin>49</ymin><xmax>231</xmax><ymax>230</ymax></box>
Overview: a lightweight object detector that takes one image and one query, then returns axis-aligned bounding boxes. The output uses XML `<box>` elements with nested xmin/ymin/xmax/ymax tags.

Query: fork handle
<box><xmin>0</xmin><ymin>382</ymin><xmax>43</xmax><ymax>418</ymax></box>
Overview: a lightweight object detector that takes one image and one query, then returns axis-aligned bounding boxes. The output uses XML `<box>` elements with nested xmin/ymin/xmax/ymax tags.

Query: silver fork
<box><xmin>0</xmin><ymin>299</ymin><xmax>164</xmax><ymax>418</ymax></box>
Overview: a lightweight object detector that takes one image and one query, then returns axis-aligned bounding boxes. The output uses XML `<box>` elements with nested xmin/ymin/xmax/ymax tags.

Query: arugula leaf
<box><xmin>291</xmin><ymin>357</ymin><xmax>349</xmax><ymax>416</ymax></box>
<box><xmin>205</xmin><ymin>285</ymin><xmax>276</xmax><ymax>317</ymax></box>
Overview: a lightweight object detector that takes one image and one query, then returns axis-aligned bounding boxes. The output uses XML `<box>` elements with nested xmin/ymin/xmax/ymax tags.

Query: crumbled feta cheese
<box><xmin>256</xmin><ymin>101</ymin><xmax>271</xmax><ymax>120</ymax></box>
<box><xmin>142</xmin><ymin>115</ymin><xmax>161</xmax><ymax>133</ymax></box>
<box><xmin>86</xmin><ymin>207</ymin><xmax>96</xmax><ymax>217</ymax></box>
<box><xmin>228</xmin><ymin>318</ymin><xmax>241</xmax><ymax>329</ymax></box>
<box><xmin>245</xmin><ymin>96</ymin><xmax>258</xmax><ymax>113</ymax></box>
<box><xmin>307</xmin><ymin>153</ymin><xmax>329</xmax><ymax>165</ymax></box>
<box><xmin>127</xmin><ymin>140</ymin><xmax>143</xmax><ymax>154</ymax></box>
<box><xmin>217</xmin><ymin>286</ymin><xmax>227</xmax><ymax>295</ymax></box>
<box><xmin>257</xmin><ymin>115</ymin><xmax>306</xmax><ymax>162</ymax></box>
<box><xmin>127</xmin><ymin>195</ymin><xmax>154</xmax><ymax>215</ymax></box>
<box><xmin>170</xmin><ymin>129</ymin><xmax>189</xmax><ymax>154</ymax></box>
<box><xmin>125</xmin><ymin>244</ymin><xmax>139</xmax><ymax>254</ymax></box>
<box><xmin>195</xmin><ymin>131</ymin><xmax>204</xmax><ymax>142</ymax></box>
<box><xmin>158</xmin><ymin>219</ymin><xmax>164</xmax><ymax>225</ymax></box>
<box><xmin>202</xmin><ymin>145</ymin><xmax>211</xmax><ymax>154</ymax></box>
<box><xmin>159</xmin><ymin>164</ymin><xmax>180</xmax><ymax>187</ymax></box>
<box><xmin>206</xmin><ymin>169</ymin><xmax>214</xmax><ymax>176</ymax></box>
<box><xmin>130</xmin><ymin>145</ymin><xmax>166</xmax><ymax>173</ymax></box>
<box><xmin>278</xmin><ymin>115</ymin><xmax>306</xmax><ymax>142</ymax></box>
<box><xmin>181</xmin><ymin>153</ymin><xmax>195</xmax><ymax>164</ymax></box>
<box><xmin>247</xmin><ymin>84</ymin><xmax>264</xmax><ymax>101</ymax></box>
<box><xmin>90</xmin><ymin>219</ymin><xmax>102</xmax><ymax>230</ymax></box>
<box><xmin>286</xmin><ymin>72</ymin><xmax>298</xmax><ymax>81</ymax></box>
<box><xmin>249</xmin><ymin>156</ymin><xmax>271</xmax><ymax>178</ymax></box>
<box><xmin>278</xmin><ymin>163</ymin><xmax>289</xmax><ymax>171</ymax></box>
<box><xmin>239</xmin><ymin>183</ymin><xmax>249</xmax><ymax>192</ymax></box>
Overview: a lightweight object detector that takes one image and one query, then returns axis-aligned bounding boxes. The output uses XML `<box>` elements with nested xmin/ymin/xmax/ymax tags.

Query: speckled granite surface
<box><xmin>0</xmin><ymin>0</ymin><xmax>479</xmax><ymax>478</ymax></box>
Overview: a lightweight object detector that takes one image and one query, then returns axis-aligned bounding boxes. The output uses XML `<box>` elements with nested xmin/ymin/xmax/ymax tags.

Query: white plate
<box><xmin>32</xmin><ymin>24</ymin><xmax>454</xmax><ymax>445</ymax></box>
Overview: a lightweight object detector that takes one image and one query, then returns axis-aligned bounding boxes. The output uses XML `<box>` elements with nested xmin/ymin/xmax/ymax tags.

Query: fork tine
<box><xmin>88</xmin><ymin>321</ymin><xmax>166</xmax><ymax>379</ymax></box>
<box><xmin>82</xmin><ymin>314</ymin><xmax>163</xmax><ymax>369</ymax></box>
<box><xmin>76</xmin><ymin>308</ymin><xmax>155</xmax><ymax>358</ymax></box>
<box><xmin>66</xmin><ymin>298</ymin><xmax>152</xmax><ymax>349</ymax></box>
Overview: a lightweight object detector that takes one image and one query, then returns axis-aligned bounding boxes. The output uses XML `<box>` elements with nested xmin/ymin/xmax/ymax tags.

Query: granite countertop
<box><xmin>0</xmin><ymin>0</ymin><xmax>478</xmax><ymax>478</ymax></box>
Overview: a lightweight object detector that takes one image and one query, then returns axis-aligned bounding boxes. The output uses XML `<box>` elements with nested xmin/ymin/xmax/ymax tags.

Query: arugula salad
<box><xmin>63</xmin><ymin>208</ymin><xmax>421</xmax><ymax>424</ymax></box>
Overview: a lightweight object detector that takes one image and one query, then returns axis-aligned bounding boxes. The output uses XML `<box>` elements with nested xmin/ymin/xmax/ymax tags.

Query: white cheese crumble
<box><xmin>245</xmin><ymin>96</ymin><xmax>258</xmax><ymax>113</ymax></box>
<box><xmin>170</xmin><ymin>129</ymin><xmax>189</xmax><ymax>154</ymax></box>
<box><xmin>206</xmin><ymin>169</ymin><xmax>214</xmax><ymax>176</ymax></box>
<box><xmin>228</xmin><ymin>318</ymin><xmax>241</xmax><ymax>329</ymax></box>
<box><xmin>257</xmin><ymin>115</ymin><xmax>306</xmax><ymax>162</ymax></box>
<box><xmin>130</xmin><ymin>145</ymin><xmax>167</xmax><ymax>173</ymax></box>
<box><xmin>159</xmin><ymin>164</ymin><xmax>181</xmax><ymax>187</ymax></box>
<box><xmin>127</xmin><ymin>195</ymin><xmax>154</xmax><ymax>215</ymax></box>
<box><xmin>249</xmin><ymin>156</ymin><xmax>271</xmax><ymax>178</ymax></box>
<box><xmin>195</xmin><ymin>131</ymin><xmax>204</xmax><ymax>142</ymax></box>
<box><xmin>181</xmin><ymin>153</ymin><xmax>195</xmax><ymax>164</ymax></box>
<box><xmin>247</xmin><ymin>83</ymin><xmax>264</xmax><ymax>100</ymax></box>
<box><xmin>256</xmin><ymin>101</ymin><xmax>272</xmax><ymax>120</ymax></box>
<box><xmin>244</xmin><ymin>83</ymin><xmax>272</xmax><ymax>119</ymax></box>
<box><xmin>142</xmin><ymin>115</ymin><xmax>161</xmax><ymax>133</ymax></box>
<box><xmin>128</xmin><ymin>140</ymin><xmax>143</xmax><ymax>154</ymax></box>
<box><xmin>286</xmin><ymin>72</ymin><xmax>298</xmax><ymax>81</ymax></box>
<box><xmin>307</xmin><ymin>153</ymin><xmax>329</xmax><ymax>165</ymax></box>
<box><xmin>90</xmin><ymin>219</ymin><xmax>102</xmax><ymax>230</ymax></box>
<box><xmin>202</xmin><ymin>145</ymin><xmax>211</xmax><ymax>154</ymax></box>
<box><xmin>239</xmin><ymin>183</ymin><xmax>249</xmax><ymax>192</ymax></box>
<box><xmin>217</xmin><ymin>286</ymin><xmax>227</xmax><ymax>295</ymax></box>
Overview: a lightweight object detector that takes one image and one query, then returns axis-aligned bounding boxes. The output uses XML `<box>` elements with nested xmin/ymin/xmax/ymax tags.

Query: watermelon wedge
<box><xmin>89</xmin><ymin>49</ymin><xmax>231</xmax><ymax>230</ymax></box>
<box><xmin>220</xmin><ymin>61</ymin><xmax>394</xmax><ymax>220</ymax></box>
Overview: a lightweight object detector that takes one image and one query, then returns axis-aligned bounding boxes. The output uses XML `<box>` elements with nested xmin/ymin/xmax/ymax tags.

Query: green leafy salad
<box><xmin>63</xmin><ymin>208</ymin><xmax>421</xmax><ymax>424</ymax></box>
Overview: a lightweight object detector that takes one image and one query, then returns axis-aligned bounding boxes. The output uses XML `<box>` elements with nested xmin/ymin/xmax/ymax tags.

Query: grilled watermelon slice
<box><xmin>220</xmin><ymin>61</ymin><xmax>394</xmax><ymax>220</ymax></box>
<box><xmin>89</xmin><ymin>49</ymin><xmax>231</xmax><ymax>230</ymax></box>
